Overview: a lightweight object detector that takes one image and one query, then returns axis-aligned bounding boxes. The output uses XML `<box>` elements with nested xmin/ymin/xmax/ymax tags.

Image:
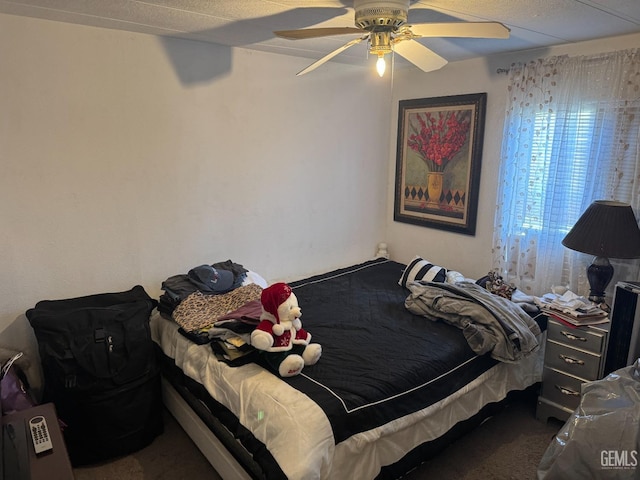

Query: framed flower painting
<box><xmin>394</xmin><ymin>93</ymin><xmax>486</xmax><ymax>235</ymax></box>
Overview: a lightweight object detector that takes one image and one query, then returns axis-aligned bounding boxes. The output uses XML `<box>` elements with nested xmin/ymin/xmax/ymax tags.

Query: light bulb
<box><xmin>376</xmin><ymin>54</ymin><xmax>386</xmax><ymax>77</ymax></box>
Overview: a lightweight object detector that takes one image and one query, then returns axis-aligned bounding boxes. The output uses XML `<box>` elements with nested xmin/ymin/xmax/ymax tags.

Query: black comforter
<box><xmin>267</xmin><ymin>258</ymin><xmax>499</xmax><ymax>444</ymax></box>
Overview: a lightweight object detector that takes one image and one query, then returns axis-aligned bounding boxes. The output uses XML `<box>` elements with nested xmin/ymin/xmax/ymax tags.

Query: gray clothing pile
<box><xmin>405</xmin><ymin>281</ymin><xmax>541</xmax><ymax>363</ymax></box>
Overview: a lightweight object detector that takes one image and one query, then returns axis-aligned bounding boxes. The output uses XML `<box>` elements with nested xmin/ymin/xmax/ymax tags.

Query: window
<box><xmin>523</xmin><ymin>107</ymin><xmax>597</xmax><ymax>232</ymax></box>
<box><xmin>492</xmin><ymin>50</ymin><xmax>640</xmax><ymax>296</ymax></box>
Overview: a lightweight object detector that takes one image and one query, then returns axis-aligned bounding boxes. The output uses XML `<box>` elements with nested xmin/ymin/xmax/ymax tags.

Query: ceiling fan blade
<box><xmin>408</xmin><ymin>22</ymin><xmax>510</xmax><ymax>39</ymax></box>
<box><xmin>296</xmin><ymin>35</ymin><xmax>368</xmax><ymax>76</ymax></box>
<box><xmin>275</xmin><ymin>27</ymin><xmax>364</xmax><ymax>40</ymax></box>
<box><xmin>393</xmin><ymin>39</ymin><xmax>448</xmax><ymax>73</ymax></box>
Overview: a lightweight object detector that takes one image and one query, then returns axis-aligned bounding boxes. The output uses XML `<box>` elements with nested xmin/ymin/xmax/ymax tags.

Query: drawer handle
<box><xmin>554</xmin><ymin>385</ymin><xmax>580</xmax><ymax>396</ymax></box>
<box><xmin>560</xmin><ymin>331</ymin><xmax>587</xmax><ymax>342</ymax></box>
<box><xmin>559</xmin><ymin>354</ymin><xmax>584</xmax><ymax>365</ymax></box>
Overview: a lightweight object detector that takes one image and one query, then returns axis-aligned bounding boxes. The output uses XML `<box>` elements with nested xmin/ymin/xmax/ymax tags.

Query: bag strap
<box><xmin>1</xmin><ymin>352</ymin><xmax>24</xmax><ymax>378</ymax></box>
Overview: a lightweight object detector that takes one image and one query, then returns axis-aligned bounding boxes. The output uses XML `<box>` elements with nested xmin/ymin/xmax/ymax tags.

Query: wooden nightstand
<box><xmin>536</xmin><ymin>317</ymin><xmax>609</xmax><ymax>422</ymax></box>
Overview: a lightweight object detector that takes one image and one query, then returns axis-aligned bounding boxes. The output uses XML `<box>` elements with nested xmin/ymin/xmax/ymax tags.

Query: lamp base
<box><xmin>587</xmin><ymin>256</ymin><xmax>613</xmax><ymax>308</ymax></box>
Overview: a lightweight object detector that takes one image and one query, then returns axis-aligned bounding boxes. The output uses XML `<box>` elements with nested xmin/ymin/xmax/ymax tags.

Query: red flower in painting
<box><xmin>407</xmin><ymin>110</ymin><xmax>471</xmax><ymax>173</ymax></box>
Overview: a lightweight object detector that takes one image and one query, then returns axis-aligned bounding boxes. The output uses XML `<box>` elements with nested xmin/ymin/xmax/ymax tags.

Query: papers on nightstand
<box><xmin>536</xmin><ymin>290</ymin><xmax>609</xmax><ymax>326</ymax></box>
<box><xmin>541</xmin><ymin>308</ymin><xmax>609</xmax><ymax>326</ymax></box>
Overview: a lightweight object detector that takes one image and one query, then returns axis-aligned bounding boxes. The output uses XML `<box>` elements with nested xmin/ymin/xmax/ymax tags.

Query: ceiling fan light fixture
<box><xmin>369</xmin><ymin>30</ymin><xmax>392</xmax><ymax>77</ymax></box>
<box><xmin>369</xmin><ymin>31</ymin><xmax>392</xmax><ymax>54</ymax></box>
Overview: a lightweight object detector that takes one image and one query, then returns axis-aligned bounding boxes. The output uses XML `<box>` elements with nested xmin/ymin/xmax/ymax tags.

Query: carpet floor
<box><xmin>72</xmin><ymin>389</ymin><xmax>563</xmax><ymax>480</ymax></box>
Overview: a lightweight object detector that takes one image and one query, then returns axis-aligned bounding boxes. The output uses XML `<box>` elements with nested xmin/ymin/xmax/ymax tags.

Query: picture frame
<box><xmin>393</xmin><ymin>93</ymin><xmax>486</xmax><ymax>235</ymax></box>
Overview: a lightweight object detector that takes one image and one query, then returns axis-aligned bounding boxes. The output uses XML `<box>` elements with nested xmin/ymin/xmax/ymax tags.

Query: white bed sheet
<box><xmin>151</xmin><ymin>312</ymin><xmax>544</xmax><ymax>480</ymax></box>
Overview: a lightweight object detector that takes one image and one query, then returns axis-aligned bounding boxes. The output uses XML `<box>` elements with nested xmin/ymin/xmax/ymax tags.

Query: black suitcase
<box><xmin>26</xmin><ymin>285</ymin><xmax>163</xmax><ymax>466</ymax></box>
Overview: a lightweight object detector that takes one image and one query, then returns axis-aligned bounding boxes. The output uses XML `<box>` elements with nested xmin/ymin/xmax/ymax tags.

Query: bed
<box><xmin>150</xmin><ymin>257</ymin><xmax>545</xmax><ymax>479</ymax></box>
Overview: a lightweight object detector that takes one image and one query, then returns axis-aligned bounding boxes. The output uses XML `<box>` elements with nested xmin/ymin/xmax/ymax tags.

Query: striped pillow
<box><xmin>399</xmin><ymin>256</ymin><xmax>447</xmax><ymax>288</ymax></box>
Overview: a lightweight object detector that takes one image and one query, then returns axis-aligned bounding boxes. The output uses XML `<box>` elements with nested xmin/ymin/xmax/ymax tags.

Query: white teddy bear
<box><xmin>250</xmin><ymin>282</ymin><xmax>322</xmax><ymax>377</ymax></box>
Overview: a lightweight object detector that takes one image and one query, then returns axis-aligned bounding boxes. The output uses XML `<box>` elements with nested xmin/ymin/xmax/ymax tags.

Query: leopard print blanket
<box><xmin>172</xmin><ymin>283</ymin><xmax>263</xmax><ymax>332</ymax></box>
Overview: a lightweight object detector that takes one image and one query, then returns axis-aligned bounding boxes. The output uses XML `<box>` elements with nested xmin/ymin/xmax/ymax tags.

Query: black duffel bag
<box><xmin>26</xmin><ymin>285</ymin><xmax>163</xmax><ymax>466</ymax></box>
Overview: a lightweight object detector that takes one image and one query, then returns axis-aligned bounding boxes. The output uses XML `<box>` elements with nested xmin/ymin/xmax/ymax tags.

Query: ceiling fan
<box><xmin>274</xmin><ymin>0</ymin><xmax>510</xmax><ymax>76</ymax></box>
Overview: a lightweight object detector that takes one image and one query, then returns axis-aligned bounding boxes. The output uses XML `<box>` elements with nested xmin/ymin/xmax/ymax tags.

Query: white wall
<box><xmin>386</xmin><ymin>32</ymin><xmax>640</xmax><ymax>281</ymax></box>
<box><xmin>0</xmin><ymin>13</ymin><xmax>390</xmax><ymax>388</ymax></box>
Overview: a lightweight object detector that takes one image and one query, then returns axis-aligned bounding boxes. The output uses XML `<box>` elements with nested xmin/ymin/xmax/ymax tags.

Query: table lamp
<box><xmin>562</xmin><ymin>200</ymin><xmax>640</xmax><ymax>306</ymax></box>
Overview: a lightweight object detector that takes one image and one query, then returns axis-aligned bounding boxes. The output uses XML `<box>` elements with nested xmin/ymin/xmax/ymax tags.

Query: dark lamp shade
<box><xmin>562</xmin><ymin>201</ymin><xmax>640</xmax><ymax>259</ymax></box>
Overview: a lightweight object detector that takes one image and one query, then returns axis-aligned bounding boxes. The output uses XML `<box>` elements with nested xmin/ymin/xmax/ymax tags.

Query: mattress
<box><xmin>151</xmin><ymin>258</ymin><xmax>545</xmax><ymax>479</ymax></box>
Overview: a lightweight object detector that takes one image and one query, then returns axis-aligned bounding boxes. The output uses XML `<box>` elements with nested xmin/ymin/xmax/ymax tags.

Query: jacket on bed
<box><xmin>405</xmin><ymin>281</ymin><xmax>541</xmax><ymax>363</ymax></box>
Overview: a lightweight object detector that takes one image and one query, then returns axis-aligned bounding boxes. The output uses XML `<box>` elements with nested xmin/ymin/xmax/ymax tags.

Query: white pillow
<box><xmin>399</xmin><ymin>256</ymin><xmax>447</xmax><ymax>288</ymax></box>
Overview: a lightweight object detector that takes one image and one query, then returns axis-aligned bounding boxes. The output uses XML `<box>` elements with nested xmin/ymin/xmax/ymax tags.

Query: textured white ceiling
<box><xmin>1</xmin><ymin>0</ymin><xmax>639</xmax><ymax>71</ymax></box>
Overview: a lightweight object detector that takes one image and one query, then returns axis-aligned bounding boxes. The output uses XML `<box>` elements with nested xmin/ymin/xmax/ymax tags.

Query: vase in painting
<box><xmin>427</xmin><ymin>171</ymin><xmax>443</xmax><ymax>207</ymax></box>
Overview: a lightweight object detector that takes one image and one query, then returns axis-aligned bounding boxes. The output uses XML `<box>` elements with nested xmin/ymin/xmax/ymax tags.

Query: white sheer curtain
<box><xmin>492</xmin><ymin>48</ymin><xmax>640</xmax><ymax>298</ymax></box>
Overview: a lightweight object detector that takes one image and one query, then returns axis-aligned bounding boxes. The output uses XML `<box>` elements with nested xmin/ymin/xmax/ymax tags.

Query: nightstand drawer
<box><xmin>547</xmin><ymin>319</ymin><xmax>606</xmax><ymax>355</ymax></box>
<box><xmin>545</xmin><ymin>339</ymin><xmax>602</xmax><ymax>380</ymax></box>
<box><xmin>541</xmin><ymin>367</ymin><xmax>583</xmax><ymax>411</ymax></box>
